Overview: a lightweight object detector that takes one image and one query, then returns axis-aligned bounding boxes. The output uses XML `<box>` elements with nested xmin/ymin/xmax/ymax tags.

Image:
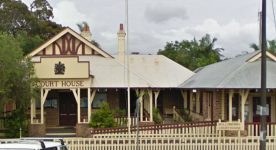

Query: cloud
<box><xmin>20</xmin><ymin>0</ymin><xmax>269</xmax><ymax>58</ymax></box>
<box><xmin>53</xmin><ymin>1</ymin><xmax>88</xmax><ymax>31</ymax></box>
<box><xmin>185</xmin><ymin>19</ymin><xmax>260</xmax><ymax>57</ymax></box>
<box><xmin>144</xmin><ymin>4</ymin><xmax>188</xmax><ymax>23</ymax></box>
<box><xmin>100</xmin><ymin>32</ymin><xmax>116</xmax><ymax>40</ymax></box>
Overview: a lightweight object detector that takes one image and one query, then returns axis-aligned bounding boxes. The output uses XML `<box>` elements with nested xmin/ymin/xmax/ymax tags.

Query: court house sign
<box><xmin>34</xmin><ymin>80</ymin><xmax>90</xmax><ymax>88</ymax></box>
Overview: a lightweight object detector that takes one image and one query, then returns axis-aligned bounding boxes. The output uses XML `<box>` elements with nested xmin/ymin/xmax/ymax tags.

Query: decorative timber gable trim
<box><xmin>247</xmin><ymin>51</ymin><xmax>276</xmax><ymax>62</ymax></box>
<box><xmin>27</xmin><ymin>27</ymin><xmax>112</xmax><ymax>58</ymax></box>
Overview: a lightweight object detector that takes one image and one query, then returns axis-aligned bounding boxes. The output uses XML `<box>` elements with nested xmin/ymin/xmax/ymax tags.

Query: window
<box><xmin>232</xmin><ymin>94</ymin><xmax>240</xmax><ymax>121</ymax></box>
<box><xmin>92</xmin><ymin>92</ymin><xmax>107</xmax><ymax>108</ymax></box>
<box><xmin>80</xmin><ymin>97</ymin><xmax>88</xmax><ymax>108</ymax></box>
<box><xmin>44</xmin><ymin>99</ymin><xmax>58</xmax><ymax>108</ymax></box>
<box><xmin>187</xmin><ymin>92</ymin><xmax>190</xmax><ymax>110</ymax></box>
<box><xmin>192</xmin><ymin>93</ymin><xmax>196</xmax><ymax>113</ymax></box>
<box><xmin>199</xmin><ymin>92</ymin><xmax>203</xmax><ymax>114</ymax></box>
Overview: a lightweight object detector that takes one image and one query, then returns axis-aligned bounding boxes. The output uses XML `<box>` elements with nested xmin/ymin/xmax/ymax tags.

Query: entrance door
<box><xmin>59</xmin><ymin>92</ymin><xmax>77</xmax><ymax>126</ymax></box>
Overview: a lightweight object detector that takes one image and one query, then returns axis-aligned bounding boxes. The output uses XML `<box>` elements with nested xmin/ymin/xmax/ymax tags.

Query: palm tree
<box><xmin>250</xmin><ymin>40</ymin><xmax>276</xmax><ymax>54</ymax></box>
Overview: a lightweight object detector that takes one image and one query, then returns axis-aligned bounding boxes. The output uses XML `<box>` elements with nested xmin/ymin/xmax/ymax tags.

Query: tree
<box><xmin>158</xmin><ymin>34</ymin><xmax>223</xmax><ymax>71</ymax></box>
<box><xmin>0</xmin><ymin>0</ymin><xmax>62</xmax><ymax>40</ymax></box>
<box><xmin>0</xmin><ymin>33</ymin><xmax>36</xmax><ymax>111</ymax></box>
<box><xmin>30</xmin><ymin>0</ymin><xmax>53</xmax><ymax>21</ymax></box>
<box><xmin>250</xmin><ymin>40</ymin><xmax>276</xmax><ymax>54</ymax></box>
<box><xmin>76</xmin><ymin>22</ymin><xmax>101</xmax><ymax>48</ymax></box>
<box><xmin>16</xmin><ymin>31</ymin><xmax>44</xmax><ymax>55</ymax></box>
<box><xmin>0</xmin><ymin>0</ymin><xmax>33</xmax><ymax>35</ymax></box>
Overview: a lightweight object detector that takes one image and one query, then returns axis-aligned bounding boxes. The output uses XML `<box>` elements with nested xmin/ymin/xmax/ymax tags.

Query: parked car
<box><xmin>0</xmin><ymin>138</ymin><xmax>67</xmax><ymax>150</ymax></box>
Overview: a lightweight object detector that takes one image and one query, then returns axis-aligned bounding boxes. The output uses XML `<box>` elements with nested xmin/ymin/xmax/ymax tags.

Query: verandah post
<box><xmin>149</xmin><ymin>89</ymin><xmax>153</xmax><ymax>122</ymax></box>
<box><xmin>229</xmin><ymin>90</ymin><xmax>234</xmax><ymax>122</ymax></box>
<box><xmin>40</xmin><ymin>89</ymin><xmax>49</xmax><ymax>124</ymax></box>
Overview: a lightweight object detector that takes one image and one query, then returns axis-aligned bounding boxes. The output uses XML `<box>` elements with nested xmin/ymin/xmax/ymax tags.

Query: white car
<box><xmin>0</xmin><ymin>138</ymin><xmax>67</xmax><ymax>150</ymax></box>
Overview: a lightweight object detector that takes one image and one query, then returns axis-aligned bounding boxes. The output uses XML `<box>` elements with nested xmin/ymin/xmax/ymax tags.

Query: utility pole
<box><xmin>135</xmin><ymin>99</ymin><xmax>140</xmax><ymax>150</ymax></box>
<box><xmin>260</xmin><ymin>0</ymin><xmax>267</xmax><ymax>149</ymax></box>
<box><xmin>125</xmin><ymin>0</ymin><xmax>131</xmax><ymax>134</ymax></box>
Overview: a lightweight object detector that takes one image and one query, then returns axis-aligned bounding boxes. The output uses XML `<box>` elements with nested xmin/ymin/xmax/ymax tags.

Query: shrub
<box><xmin>5</xmin><ymin>110</ymin><xmax>28</xmax><ymax>138</ymax></box>
<box><xmin>114</xmin><ymin>109</ymin><xmax>126</xmax><ymax>117</ymax></box>
<box><xmin>153</xmin><ymin>108</ymin><xmax>163</xmax><ymax>124</ymax></box>
<box><xmin>89</xmin><ymin>102</ymin><xmax>116</xmax><ymax>128</ymax></box>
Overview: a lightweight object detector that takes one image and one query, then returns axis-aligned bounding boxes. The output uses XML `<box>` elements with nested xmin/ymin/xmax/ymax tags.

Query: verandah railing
<box><xmin>114</xmin><ymin>116</ymin><xmax>137</xmax><ymax>127</ymax></box>
<box><xmin>246</xmin><ymin>122</ymin><xmax>276</xmax><ymax>136</ymax></box>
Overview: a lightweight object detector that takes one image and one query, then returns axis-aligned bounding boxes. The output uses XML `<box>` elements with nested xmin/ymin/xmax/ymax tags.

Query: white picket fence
<box><xmin>63</xmin><ymin>136</ymin><xmax>276</xmax><ymax>150</ymax></box>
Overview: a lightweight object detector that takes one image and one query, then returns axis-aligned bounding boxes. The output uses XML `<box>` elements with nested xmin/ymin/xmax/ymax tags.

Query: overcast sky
<box><xmin>22</xmin><ymin>0</ymin><xmax>276</xmax><ymax>58</ymax></box>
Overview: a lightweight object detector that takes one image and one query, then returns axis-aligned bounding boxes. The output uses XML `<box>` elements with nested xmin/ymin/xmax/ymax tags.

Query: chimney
<box><xmin>80</xmin><ymin>23</ymin><xmax>92</xmax><ymax>41</ymax></box>
<box><xmin>117</xmin><ymin>23</ymin><xmax>126</xmax><ymax>63</ymax></box>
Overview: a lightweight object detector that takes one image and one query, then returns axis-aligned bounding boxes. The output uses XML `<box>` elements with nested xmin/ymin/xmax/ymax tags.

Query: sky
<box><xmin>22</xmin><ymin>0</ymin><xmax>276</xmax><ymax>58</ymax></box>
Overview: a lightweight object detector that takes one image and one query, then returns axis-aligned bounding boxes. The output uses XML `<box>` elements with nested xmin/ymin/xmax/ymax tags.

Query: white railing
<box><xmin>247</xmin><ymin>122</ymin><xmax>276</xmax><ymax>137</ymax></box>
<box><xmin>114</xmin><ymin>116</ymin><xmax>137</xmax><ymax>127</ymax></box>
<box><xmin>1</xmin><ymin>136</ymin><xmax>276</xmax><ymax>150</ymax></box>
<box><xmin>63</xmin><ymin>136</ymin><xmax>276</xmax><ymax>150</ymax></box>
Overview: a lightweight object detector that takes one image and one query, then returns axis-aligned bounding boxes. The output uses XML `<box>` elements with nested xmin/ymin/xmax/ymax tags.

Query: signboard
<box><xmin>33</xmin><ymin>79</ymin><xmax>92</xmax><ymax>89</ymax></box>
<box><xmin>256</xmin><ymin>105</ymin><xmax>269</xmax><ymax>116</ymax></box>
<box><xmin>216</xmin><ymin>120</ymin><xmax>244</xmax><ymax>131</ymax></box>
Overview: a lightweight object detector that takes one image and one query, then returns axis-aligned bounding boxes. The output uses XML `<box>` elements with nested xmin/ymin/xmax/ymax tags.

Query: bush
<box><xmin>114</xmin><ymin>109</ymin><xmax>126</xmax><ymax>117</ymax></box>
<box><xmin>153</xmin><ymin>108</ymin><xmax>163</xmax><ymax>124</ymax></box>
<box><xmin>5</xmin><ymin>110</ymin><xmax>28</xmax><ymax>138</ymax></box>
<box><xmin>89</xmin><ymin>102</ymin><xmax>116</xmax><ymax>128</ymax></box>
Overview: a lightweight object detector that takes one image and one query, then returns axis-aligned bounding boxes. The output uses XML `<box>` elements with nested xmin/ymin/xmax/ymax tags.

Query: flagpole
<box><xmin>125</xmin><ymin>0</ymin><xmax>131</xmax><ymax>135</ymax></box>
<box><xmin>260</xmin><ymin>0</ymin><xmax>267</xmax><ymax>150</ymax></box>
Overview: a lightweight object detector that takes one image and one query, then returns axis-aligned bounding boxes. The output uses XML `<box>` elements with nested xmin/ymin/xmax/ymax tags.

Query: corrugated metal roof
<box><xmin>79</xmin><ymin>55</ymin><xmax>194</xmax><ymax>88</ymax></box>
<box><xmin>179</xmin><ymin>51</ymin><xmax>276</xmax><ymax>89</ymax></box>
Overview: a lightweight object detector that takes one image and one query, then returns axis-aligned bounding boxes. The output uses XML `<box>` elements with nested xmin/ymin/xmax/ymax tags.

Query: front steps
<box><xmin>46</xmin><ymin>126</ymin><xmax>76</xmax><ymax>137</ymax></box>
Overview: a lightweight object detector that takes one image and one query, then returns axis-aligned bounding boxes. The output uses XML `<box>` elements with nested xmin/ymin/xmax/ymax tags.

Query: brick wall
<box><xmin>107</xmin><ymin>89</ymin><xmax>120</xmax><ymax>110</ymax></box>
<box><xmin>213</xmin><ymin>91</ymin><xmax>222</xmax><ymax>121</ymax></box>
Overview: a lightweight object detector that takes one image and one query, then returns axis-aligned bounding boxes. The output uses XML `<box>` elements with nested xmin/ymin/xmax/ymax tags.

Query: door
<box><xmin>59</xmin><ymin>92</ymin><xmax>77</xmax><ymax>126</ymax></box>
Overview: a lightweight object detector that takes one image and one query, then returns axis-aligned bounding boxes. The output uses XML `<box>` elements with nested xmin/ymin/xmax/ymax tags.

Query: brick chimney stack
<box><xmin>80</xmin><ymin>23</ymin><xmax>92</xmax><ymax>41</ymax></box>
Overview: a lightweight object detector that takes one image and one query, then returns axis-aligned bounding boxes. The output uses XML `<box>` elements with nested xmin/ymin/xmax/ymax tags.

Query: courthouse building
<box><xmin>4</xmin><ymin>24</ymin><xmax>276</xmax><ymax>137</ymax></box>
<box><xmin>27</xmin><ymin>24</ymin><xmax>194</xmax><ymax>136</ymax></box>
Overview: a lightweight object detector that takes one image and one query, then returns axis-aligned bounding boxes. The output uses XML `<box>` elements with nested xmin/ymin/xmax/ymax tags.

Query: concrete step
<box><xmin>46</xmin><ymin>126</ymin><xmax>76</xmax><ymax>137</ymax></box>
<box><xmin>45</xmin><ymin>132</ymin><xmax>76</xmax><ymax>137</ymax></box>
<box><xmin>163</xmin><ymin>117</ymin><xmax>176</xmax><ymax>124</ymax></box>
